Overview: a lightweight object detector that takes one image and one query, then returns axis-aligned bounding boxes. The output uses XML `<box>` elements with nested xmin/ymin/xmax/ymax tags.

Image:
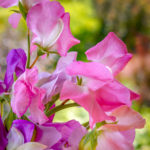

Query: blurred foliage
<box><xmin>0</xmin><ymin>0</ymin><xmax>150</xmax><ymax>149</ymax></box>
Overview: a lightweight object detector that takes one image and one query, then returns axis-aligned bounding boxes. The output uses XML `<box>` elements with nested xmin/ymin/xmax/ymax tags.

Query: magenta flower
<box><xmin>27</xmin><ymin>1</ymin><xmax>80</xmax><ymax>56</ymax></box>
<box><xmin>0</xmin><ymin>49</ymin><xmax>27</xmax><ymax>95</ymax></box>
<box><xmin>35</xmin><ymin>120</ymin><xmax>86</xmax><ymax>150</ymax></box>
<box><xmin>11</xmin><ymin>67</ymin><xmax>48</xmax><ymax>124</ymax></box>
<box><xmin>0</xmin><ymin>115</ymin><xmax>7</xmax><ymax>150</ymax></box>
<box><xmin>96</xmin><ymin>106</ymin><xmax>145</xmax><ymax>150</ymax></box>
<box><xmin>86</xmin><ymin>32</ymin><xmax>132</xmax><ymax>76</ymax></box>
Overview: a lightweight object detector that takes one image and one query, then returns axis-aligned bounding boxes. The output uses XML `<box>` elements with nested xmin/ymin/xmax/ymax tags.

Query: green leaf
<box><xmin>4</xmin><ymin>109</ymin><xmax>17</xmax><ymax>130</ymax></box>
<box><xmin>18</xmin><ymin>1</ymin><xmax>27</xmax><ymax>19</ymax></box>
<box><xmin>79</xmin><ymin>128</ymin><xmax>98</xmax><ymax>150</ymax></box>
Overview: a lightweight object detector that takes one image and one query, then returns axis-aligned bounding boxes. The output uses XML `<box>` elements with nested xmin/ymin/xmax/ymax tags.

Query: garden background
<box><xmin>0</xmin><ymin>0</ymin><xmax>150</xmax><ymax>149</ymax></box>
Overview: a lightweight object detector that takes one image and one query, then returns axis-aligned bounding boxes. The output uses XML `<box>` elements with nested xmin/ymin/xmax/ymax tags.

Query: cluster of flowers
<box><xmin>0</xmin><ymin>0</ymin><xmax>146</xmax><ymax>150</ymax></box>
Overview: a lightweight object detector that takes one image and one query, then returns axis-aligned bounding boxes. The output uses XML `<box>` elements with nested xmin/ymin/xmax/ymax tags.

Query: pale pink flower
<box><xmin>96</xmin><ymin>105</ymin><xmax>145</xmax><ymax>150</ymax></box>
<box><xmin>27</xmin><ymin>1</ymin><xmax>80</xmax><ymax>56</ymax></box>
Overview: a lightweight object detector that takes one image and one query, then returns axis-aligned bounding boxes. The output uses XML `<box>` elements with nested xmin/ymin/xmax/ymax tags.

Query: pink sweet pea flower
<box><xmin>96</xmin><ymin>105</ymin><xmax>145</xmax><ymax>150</ymax></box>
<box><xmin>60</xmin><ymin>61</ymin><xmax>139</xmax><ymax>127</ymax></box>
<box><xmin>86</xmin><ymin>32</ymin><xmax>132</xmax><ymax>76</ymax></box>
<box><xmin>11</xmin><ymin>67</ymin><xmax>48</xmax><ymax>124</ymax></box>
<box><xmin>27</xmin><ymin>1</ymin><xmax>80</xmax><ymax>56</ymax></box>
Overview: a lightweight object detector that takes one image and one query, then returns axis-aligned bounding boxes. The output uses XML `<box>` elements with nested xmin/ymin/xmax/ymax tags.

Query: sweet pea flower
<box><xmin>11</xmin><ymin>67</ymin><xmax>48</xmax><ymax>124</ymax></box>
<box><xmin>27</xmin><ymin>1</ymin><xmax>80</xmax><ymax>56</ymax></box>
<box><xmin>86</xmin><ymin>32</ymin><xmax>132</xmax><ymax>76</ymax></box>
<box><xmin>35</xmin><ymin>120</ymin><xmax>86</xmax><ymax>150</ymax></box>
<box><xmin>0</xmin><ymin>49</ymin><xmax>27</xmax><ymax>95</ymax></box>
<box><xmin>7</xmin><ymin>126</ymin><xmax>47</xmax><ymax>150</ymax></box>
<box><xmin>37</xmin><ymin>52</ymin><xmax>77</xmax><ymax>104</ymax></box>
<box><xmin>60</xmin><ymin>61</ymin><xmax>139</xmax><ymax>127</ymax></box>
<box><xmin>0</xmin><ymin>115</ymin><xmax>7</xmax><ymax>150</ymax></box>
<box><xmin>95</xmin><ymin>106</ymin><xmax>145</xmax><ymax>150</ymax></box>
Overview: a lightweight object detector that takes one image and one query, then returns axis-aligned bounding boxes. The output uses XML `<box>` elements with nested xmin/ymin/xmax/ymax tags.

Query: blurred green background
<box><xmin>0</xmin><ymin>0</ymin><xmax>150</xmax><ymax>149</ymax></box>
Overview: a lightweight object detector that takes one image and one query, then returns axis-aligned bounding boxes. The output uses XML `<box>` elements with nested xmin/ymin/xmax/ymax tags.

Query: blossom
<box><xmin>0</xmin><ymin>115</ymin><xmax>7</xmax><ymax>150</ymax></box>
<box><xmin>7</xmin><ymin>126</ymin><xmax>47</xmax><ymax>150</ymax></box>
<box><xmin>11</xmin><ymin>67</ymin><xmax>48</xmax><ymax>124</ymax></box>
<box><xmin>0</xmin><ymin>49</ymin><xmax>27</xmax><ymax>95</ymax></box>
<box><xmin>86</xmin><ymin>32</ymin><xmax>132</xmax><ymax>76</ymax></box>
<box><xmin>95</xmin><ymin>106</ymin><xmax>145</xmax><ymax>150</ymax></box>
<box><xmin>38</xmin><ymin>52</ymin><xmax>77</xmax><ymax>104</ymax></box>
<box><xmin>35</xmin><ymin>120</ymin><xmax>87</xmax><ymax>150</ymax></box>
<box><xmin>27</xmin><ymin>1</ymin><xmax>80</xmax><ymax>56</ymax></box>
<box><xmin>60</xmin><ymin>61</ymin><xmax>139</xmax><ymax>127</ymax></box>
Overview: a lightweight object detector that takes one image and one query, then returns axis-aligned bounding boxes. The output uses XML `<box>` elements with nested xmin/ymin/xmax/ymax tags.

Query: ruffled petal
<box><xmin>8</xmin><ymin>13</ymin><xmax>22</xmax><ymax>28</ymax></box>
<box><xmin>96</xmin><ymin>131</ymin><xmax>134</xmax><ymax>150</ymax></box>
<box><xmin>28</xmin><ymin>87</ymin><xmax>48</xmax><ymax>125</ymax></box>
<box><xmin>60</xmin><ymin>80</ymin><xmax>114</xmax><ymax>128</ymax></box>
<box><xmin>11</xmin><ymin>80</ymin><xmax>31</xmax><ymax>118</ymax></box>
<box><xmin>56</xmin><ymin>13</ymin><xmax>80</xmax><ymax>56</ymax></box>
<box><xmin>96</xmin><ymin>80</ymin><xmax>131</xmax><ymax>112</ymax></box>
<box><xmin>102</xmin><ymin>105</ymin><xmax>145</xmax><ymax>131</ymax></box>
<box><xmin>86</xmin><ymin>32</ymin><xmax>132</xmax><ymax>76</ymax></box>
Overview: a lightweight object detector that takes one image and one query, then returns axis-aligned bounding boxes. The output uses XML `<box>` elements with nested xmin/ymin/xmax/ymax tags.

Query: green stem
<box><xmin>0</xmin><ymin>103</ymin><xmax>3</xmax><ymax>116</ymax></box>
<box><xmin>26</xmin><ymin>29</ymin><xmax>31</xmax><ymax>68</ymax></box>
<box><xmin>46</xmin><ymin>103</ymin><xmax>79</xmax><ymax>117</ymax></box>
<box><xmin>45</xmin><ymin>94</ymin><xmax>60</xmax><ymax>113</ymax></box>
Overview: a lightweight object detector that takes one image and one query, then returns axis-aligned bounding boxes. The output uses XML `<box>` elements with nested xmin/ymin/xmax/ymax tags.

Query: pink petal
<box><xmin>96</xmin><ymin>80</ymin><xmax>131</xmax><ymax>112</ymax></box>
<box><xmin>67</xmin><ymin>61</ymin><xmax>113</xmax><ymax>82</ymax></box>
<box><xmin>11</xmin><ymin>80</ymin><xmax>31</xmax><ymax>118</ymax></box>
<box><xmin>103</xmin><ymin>105</ymin><xmax>145</xmax><ymax>131</ymax></box>
<box><xmin>56</xmin><ymin>13</ymin><xmax>80</xmax><ymax>56</ymax></box>
<box><xmin>28</xmin><ymin>87</ymin><xmax>48</xmax><ymax>125</ymax></box>
<box><xmin>60</xmin><ymin>80</ymin><xmax>114</xmax><ymax>128</ymax></box>
<box><xmin>0</xmin><ymin>0</ymin><xmax>18</xmax><ymax>8</ymax></box>
<box><xmin>35</xmin><ymin>126</ymin><xmax>61</xmax><ymax>148</ymax></box>
<box><xmin>130</xmin><ymin>90</ymin><xmax>140</xmax><ymax>101</ymax></box>
<box><xmin>86</xmin><ymin>32</ymin><xmax>132</xmax><ymax>76</ymax></box>
<box><xmin>8</xmin><ymin>13</ymin><xmax>22</xmax><ymax>29</ymax></box>
<box><xmin>27</xmin><ymin>1</ymin><xmax>65</xmax><ymax>49</ymax></box>
<box><xmin>96</xmin><ymin>131</ymin><xmax>134</xmax><ymax>150</ymax></box>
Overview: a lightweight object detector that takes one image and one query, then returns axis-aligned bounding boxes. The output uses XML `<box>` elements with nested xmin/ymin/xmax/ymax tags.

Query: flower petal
<box><xmin>12</xmin><ymin>120</ymin><xmax>35</xmax><ymax>143</ymax></box>
<box><xmin>67</xmin><ymin>61</ymin><xmax>113</xmax><ymax>82</ymax></box>
<box><xmin>0</xmin><ymin>0</ymin><xmax>18</xmax><ymax>8</ymax></box>
<box><xmin>8</xmin><ymin>13</ymin><xmax>22</xmax><ymax>28</ymax></box>
<box><xmin>16</xmin><ymin>142</ymin><xmax>47</xmax><ymax>150</ymax></box>
<box><xmin>86</xmin><ymin>32</ymin><xmax>132</xmax><ymax>76</ymax></box>
<box><xmin>56</xmin><ymin>13</ymin><xmax>80</xmax><ymax>56</ymax></box>
<box><xmin>7</xmin><ymin>127</ymin><xmax>24</xmax><ymax>150</ymax></box>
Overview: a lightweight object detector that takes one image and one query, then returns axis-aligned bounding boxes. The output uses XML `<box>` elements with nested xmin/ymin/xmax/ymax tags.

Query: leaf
<box><xmin>4</xmin><ymin>109</ymin><xmax>17</xmax><ymax>131</ymax></box>
<box><xmin>18</xmin><ymin>2</ymin><xmax>27</xmax><ymax>19</ymax></box>
<box><xmin>79</xmin><ymin>128</ymin><xmax>98</xmax><ymax>150</ymax></box>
